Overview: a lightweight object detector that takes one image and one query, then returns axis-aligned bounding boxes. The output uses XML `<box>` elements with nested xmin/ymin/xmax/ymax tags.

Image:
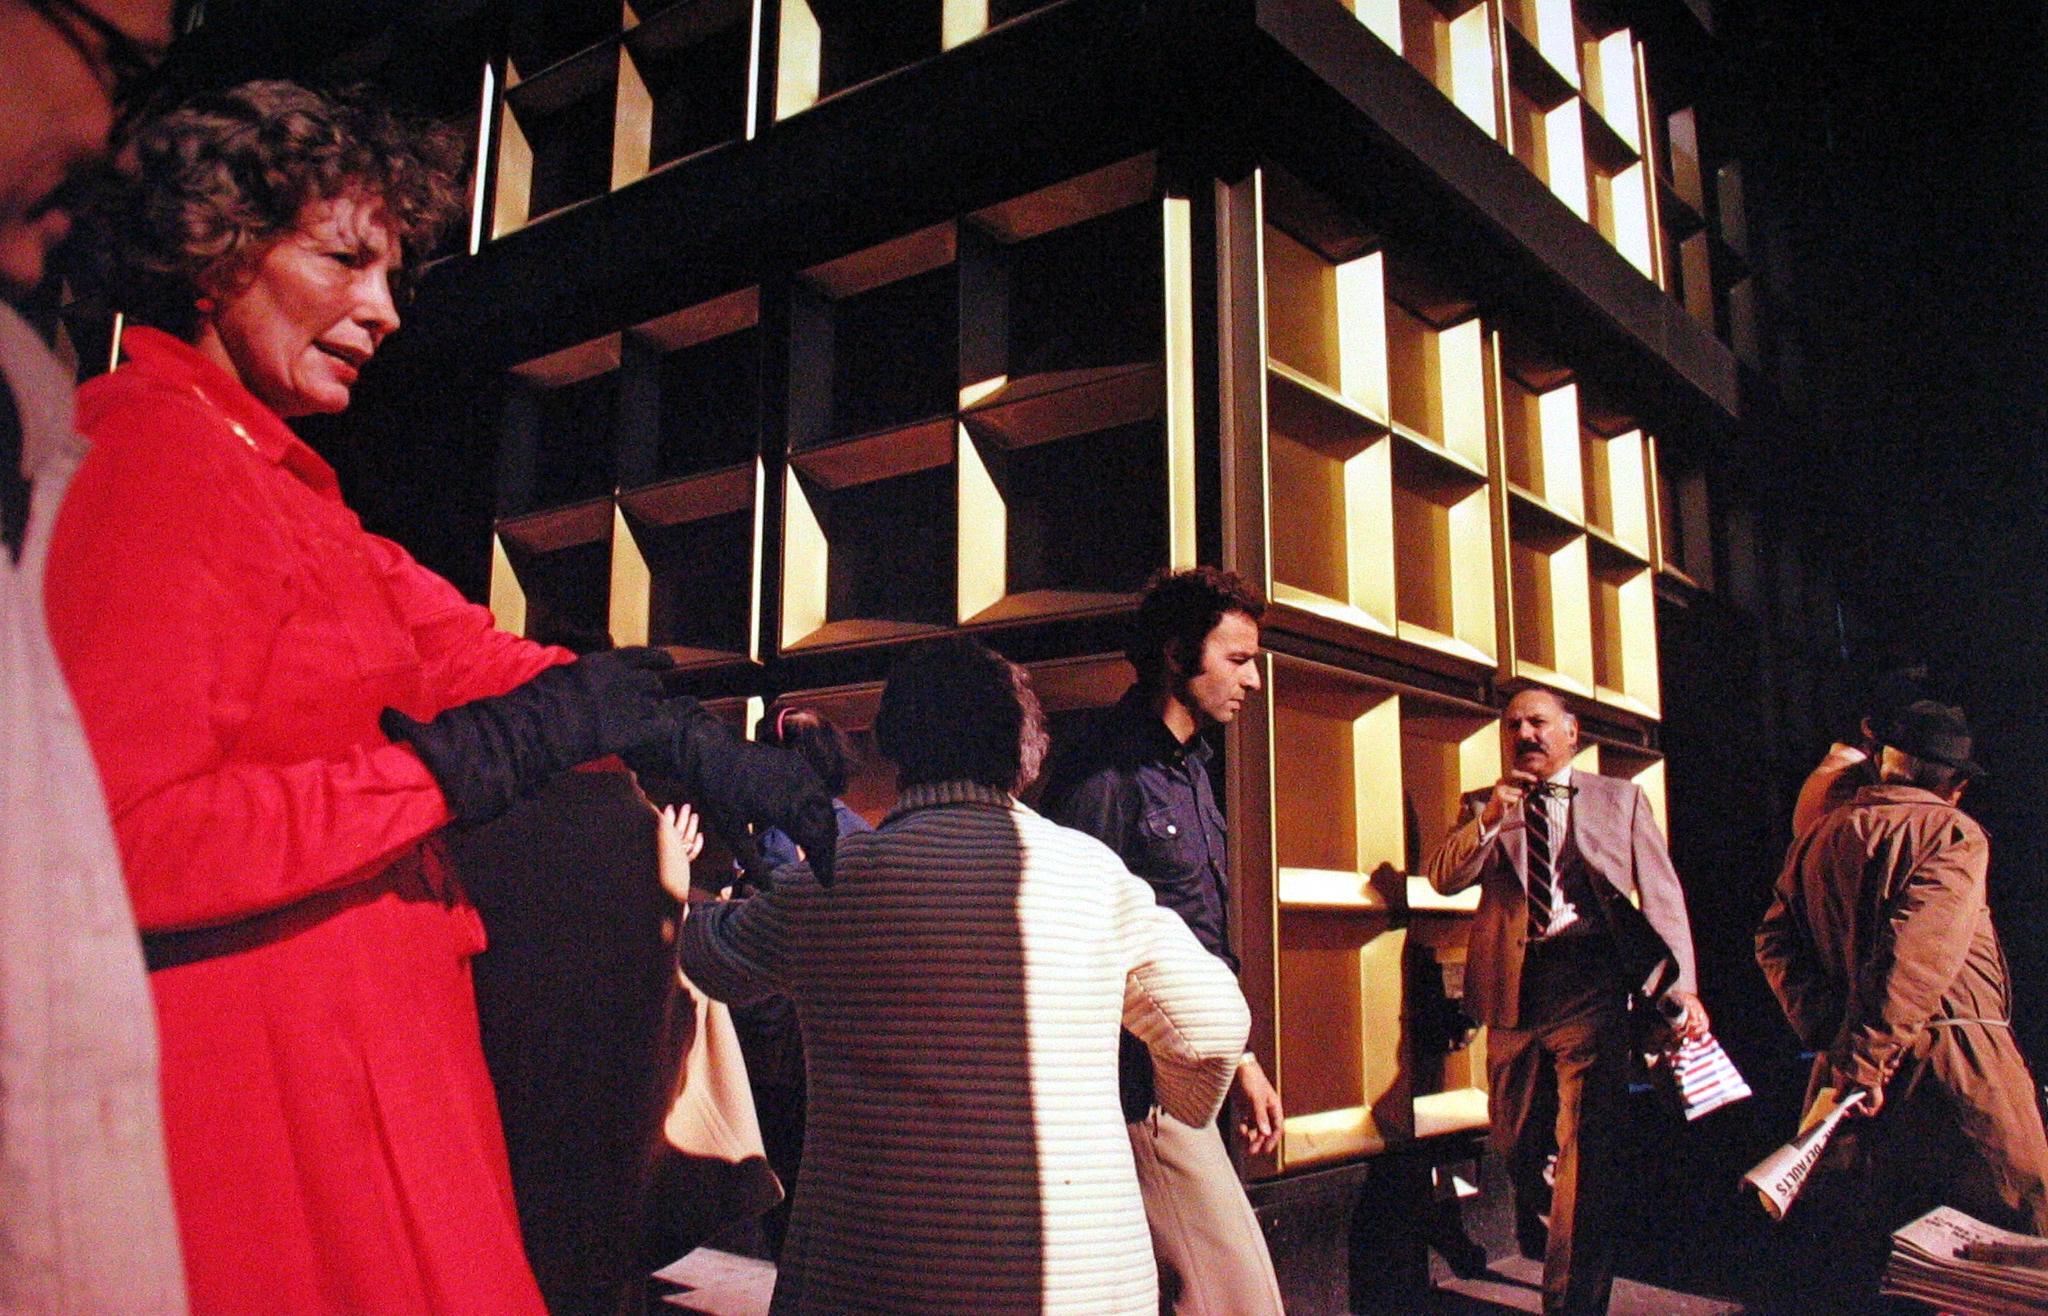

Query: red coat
<box><xmin>47</xmin><ymin>328</ymin><xmax>564</xmax><ymax>1314</ymax></box>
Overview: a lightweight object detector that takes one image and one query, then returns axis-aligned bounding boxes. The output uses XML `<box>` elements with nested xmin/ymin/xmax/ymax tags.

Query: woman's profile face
<box><xmin>202</xmin><ymin>191</ymin><xmax>402</xmax><ymax>418</ymax></box>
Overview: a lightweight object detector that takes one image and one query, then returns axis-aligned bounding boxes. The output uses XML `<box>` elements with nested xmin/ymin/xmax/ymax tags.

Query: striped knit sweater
<box><xmin>680</xmin><ymin>781</ymin><xmax>1250</xmax><ymax>1314</ymax></box>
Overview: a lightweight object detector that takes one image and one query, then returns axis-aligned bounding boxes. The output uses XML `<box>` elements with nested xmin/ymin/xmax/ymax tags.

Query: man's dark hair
<box><xmin>874</xmin><ymin>638</ymin><xmax>1047</xmax><ymax>793</ymax></box>
<box><xmin>1127</xmin><ymin>566</ymin><xmax>1265</xmax><ymax>691</ymax></box>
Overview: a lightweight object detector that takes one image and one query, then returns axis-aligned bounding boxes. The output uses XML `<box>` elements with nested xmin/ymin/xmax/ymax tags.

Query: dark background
<box><xmin>1729</xmin><ymin>0</ymin><xmax>2048</xmax><ymax>1060</ymax></box>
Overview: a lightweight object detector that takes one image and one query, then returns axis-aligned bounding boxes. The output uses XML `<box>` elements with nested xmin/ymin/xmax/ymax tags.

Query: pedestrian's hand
<box><xmin>1664</xmin><ymin>989</ymin><xmax>1711</xmax><ymax>1042</ymax></box>
<box><xmin>1480</xmin><ymin>770</ymin><xmax>1538</xmax><ymax>829</ymax></box>
<box><xmin>1232</xmin><ymin>1057</ymin><xmax>1284</xmax><ymax>1156</ymax></box>
<box><xmin>1837</xmin><ymin>1078</ymin><xmax>1882</xmax><ymax>1119</ymax></box>
<box><xmin>623</xmin><ymin>701</ymin><xmax>841</xmax><ymax>886</ymax></box>
<box><xmin>654</xmin><ymin>802</ymin><xmax>706</xmax><ymax>902</ymax></box>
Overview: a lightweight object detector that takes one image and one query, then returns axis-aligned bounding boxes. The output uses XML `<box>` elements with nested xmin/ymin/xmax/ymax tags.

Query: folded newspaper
<box><xmin>1669</xmin><ymin>1032</ymin><xmax>1750</xmax><ymax>1121</ymax></box>
<box><xmin>1881</xmin><ymin>1206</ymin><xmax>2048</xmax><ymax>1314</ymax></box>
<box><xmin>1743</xmin><ymin>1086</ymin><xmax>1864</xmax><ymax>1220</ymax></box>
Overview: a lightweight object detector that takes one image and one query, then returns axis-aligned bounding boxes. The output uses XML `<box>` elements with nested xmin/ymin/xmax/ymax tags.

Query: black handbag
<box><xmin>1583</xmin><ymin>871</ymin><xmax>1684</xmax><ymax>1051</ymax></box>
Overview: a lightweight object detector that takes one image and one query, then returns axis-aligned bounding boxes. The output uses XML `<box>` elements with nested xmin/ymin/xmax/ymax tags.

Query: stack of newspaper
<box><xmin>1881</xmin><ymin>1206</ymin><xmax>2048</xmax><ymax>1313</ymax></box>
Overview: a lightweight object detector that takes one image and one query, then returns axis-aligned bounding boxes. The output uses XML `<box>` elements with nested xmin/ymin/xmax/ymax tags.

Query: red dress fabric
<box><xmin>46</xmin><ymin>327</ymin><xmax>565</xmax><ymax>1315</ymax></box>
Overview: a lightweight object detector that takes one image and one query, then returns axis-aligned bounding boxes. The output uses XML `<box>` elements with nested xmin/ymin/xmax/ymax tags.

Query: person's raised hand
<box><xmin>654</xmin><ymin>802</ymin><xmax>706</xmax><ymax>902</ymax></box>
<box><xmin>624</xmin><ymin>698</ymin><xmax>841</xmax><ymax>886</ymax></box>
<box><xmin>1479</xmin><ymin>770</ymin><xmax>1538</xmax><ymax>830</ymax></box>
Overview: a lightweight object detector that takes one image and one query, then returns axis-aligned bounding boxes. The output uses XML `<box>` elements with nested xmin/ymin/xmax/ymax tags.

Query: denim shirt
<box><xmin>1043</xmin><ymin>687</ymin><xmax>1234</xmax><ymax>967</ymax></box>
<box><xmin>1042</xmin><ymin>687</ymin><xmax>1235</xmax><ymax>1119</ymax></box>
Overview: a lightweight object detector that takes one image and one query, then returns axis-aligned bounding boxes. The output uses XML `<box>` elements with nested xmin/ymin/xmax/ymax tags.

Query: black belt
<box><xmin>142</xmin><ymin>864</ymin><xmax>404</xmax><ymax>973</ymax></box>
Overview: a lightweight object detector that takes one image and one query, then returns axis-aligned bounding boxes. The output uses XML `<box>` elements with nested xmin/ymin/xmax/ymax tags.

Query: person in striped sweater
<box><xmin>680</xmin><ymin>637</ymin><xmax>1250</xmax><ymax>1313</ymax></box>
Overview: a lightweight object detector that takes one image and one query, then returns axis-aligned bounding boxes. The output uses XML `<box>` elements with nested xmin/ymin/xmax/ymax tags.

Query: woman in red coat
<box><xmin>46</xmin><ymin>82</ymin><xmax>832</xmax><ymax>1314</ymax></box>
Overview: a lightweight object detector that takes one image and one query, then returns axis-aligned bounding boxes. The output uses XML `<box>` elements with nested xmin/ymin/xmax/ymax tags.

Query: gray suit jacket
<box><xmin>1423</xmin><ymin>771</ymin><xmax>1697</xmax><ymax>1029</ymax></box>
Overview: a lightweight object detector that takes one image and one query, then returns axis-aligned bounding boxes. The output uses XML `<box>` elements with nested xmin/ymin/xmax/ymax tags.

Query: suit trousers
<box><xmin>1486</xmin><ymin>937</ymin><xmax>1629</xmax><ymax>1316</ymax></box>
<box><xmin>1127</xmin><ymin>1110</ymin><xmax>1285</xmax><ymax>1316</ymax></box>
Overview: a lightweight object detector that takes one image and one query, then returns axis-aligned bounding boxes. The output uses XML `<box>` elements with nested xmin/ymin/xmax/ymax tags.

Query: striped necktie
<box><xmin>1525</xmin><ymin>794</ymin><xmax>1556</xmax><ymax>939</ymax></box>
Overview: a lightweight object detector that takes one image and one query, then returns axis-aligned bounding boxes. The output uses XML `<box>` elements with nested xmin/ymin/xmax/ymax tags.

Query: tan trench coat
<box><xmin>0</xmin><ymin>305</ymin><xmax>184</xmax><ymax>1312</ymax></box>
<box><xmin>1757</xmin><ymin>782</ymin><xmax>2048</xmax><ymax>1233</ymax></box>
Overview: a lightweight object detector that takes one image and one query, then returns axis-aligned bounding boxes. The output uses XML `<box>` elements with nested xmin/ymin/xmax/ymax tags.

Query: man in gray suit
<box><xmin>1424</xmin><ymin>688</ymin><xmax>1707</xmax><ymax>1315</ymax></box>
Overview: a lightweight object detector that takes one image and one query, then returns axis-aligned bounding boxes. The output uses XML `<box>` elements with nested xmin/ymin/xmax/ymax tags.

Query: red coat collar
<box><xmin>117</xmin><ymin>326</ymin><xmax>342</xmax><ymax>498</ymax></box>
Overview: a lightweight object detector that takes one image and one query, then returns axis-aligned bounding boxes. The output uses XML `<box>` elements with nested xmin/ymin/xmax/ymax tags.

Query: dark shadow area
<box><xmin>809</xmin><ymin>0</ymin><xmax>945</xmax><ymax>100</ymax></box>
<box><xmin>829</xmin><ymin>265</ymin><xmax>958</xmax><ymax>439</ymax></box>
<box><xmin>996</xmin><ymin>417</ymin><xmax>1167</xmax><ymax>596</ymax></box>
<box><xmin>1732</xmin><ymin>0</ymin><xmax>2048</xmax><ymax>1092</ymax></box>
<box><xmin>453</xmin><ymin>771</ymin><xmax>689</xmax><ymax>1316</ymax></box>
<box><xmin>633</xmin><ymin>508</ymin><xmax>754</xmax><ymax>654</ymax></box>
<box><xmin>1655</xmin><ymin>594</ymin><xmax>1821</xmax><ymax>1311</ymax></box>
<box><xmin>818</xmin><ymin>464</ymin><xmax>956</xmax><ymax>627</ymax></box>
<box><xmin>1004</xmin><ymin>201</ymin><xmax>1163</xmax><ymax>378</ymax></box>
<box><xmin>1430</xmin><ymin>1131</ymin><xmax>1762</xmax><ymax>1315</ymax></box>
<box><xmin>655</xmin><ymin>330</ymin><xmax>760</xmax><ymax>480</ymax></box>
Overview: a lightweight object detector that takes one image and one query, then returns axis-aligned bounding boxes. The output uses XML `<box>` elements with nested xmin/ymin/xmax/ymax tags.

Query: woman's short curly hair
<box><xmin>101</xmin><ymin>80</ymin><xmax>467</xmax><ymax>335</ymax></box>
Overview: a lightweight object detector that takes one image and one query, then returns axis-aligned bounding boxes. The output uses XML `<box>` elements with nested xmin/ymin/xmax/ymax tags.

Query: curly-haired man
<box><xmin>1042</xmin><ymin>567</ymin><xmax>1285</xmax><ymax>1315</ymax></box>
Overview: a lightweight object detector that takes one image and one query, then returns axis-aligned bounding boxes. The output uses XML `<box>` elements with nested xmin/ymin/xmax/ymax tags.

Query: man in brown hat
<box><xmin>1791</xmin><ymin>664</ymin><xmax>1928</xmax><ymax>837</ymax></box>
<box><xmin>1758</xmin><ymin>701</ymin><xmax>2048</xmax><ymax>1252</ymax></box>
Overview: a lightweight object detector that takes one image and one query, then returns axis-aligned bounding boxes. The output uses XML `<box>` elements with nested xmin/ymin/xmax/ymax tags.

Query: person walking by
<box><xmin>0</xmin><ymin>1</ymin><xmax>184</xmax><ymax>1308</ymax></box>
<box><xmin>736</xmin><ymin>705</ymin><xmax>874</xmax><ymax>1255</ymax></box>
<box><xmin>47</xmin><ymin>80</ymin><xmax>832</xmax><ymax>1313</ymax></box>
<box><xmin>1424</xmin><ymin>687</ymin><xmax>1707</xmax><ymax>1316</ymax></box>
<box><xmin>1758</xmin><ymin>701</ymin><xmax>2048</xmax><ymax>1300</ymax></box>
<box><xmin>681</xmin><ymin>638</ymin><xmax>1251</xmax><ymax>1314</ymax></box>
<box><xmin>1041</xmin><ymin>566</ymin><xmax>1285</xmax><ymax>1316</ymax></box>
<box><xmin>1793</xmin><ymin>664</ymin><xmax>1927</xmax><ymax>837</ymax></box>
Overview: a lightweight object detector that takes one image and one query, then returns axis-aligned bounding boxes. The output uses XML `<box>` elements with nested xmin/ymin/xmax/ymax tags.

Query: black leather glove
<box><xmin>625</xmin><ymin>699</ymin><xmax>840</xmax><ymax>887</ymax></box>
<box><xmin>382</xmin><ymin>647</ymin><xmax>678</xmax><ymax>826</ymax></box>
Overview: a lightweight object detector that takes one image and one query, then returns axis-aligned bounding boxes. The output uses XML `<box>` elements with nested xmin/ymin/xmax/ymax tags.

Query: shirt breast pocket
<box><xmin>1137</xmin><ymin>806</ymin><xmax>1198</xmax><ymax>869</ymax></box>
